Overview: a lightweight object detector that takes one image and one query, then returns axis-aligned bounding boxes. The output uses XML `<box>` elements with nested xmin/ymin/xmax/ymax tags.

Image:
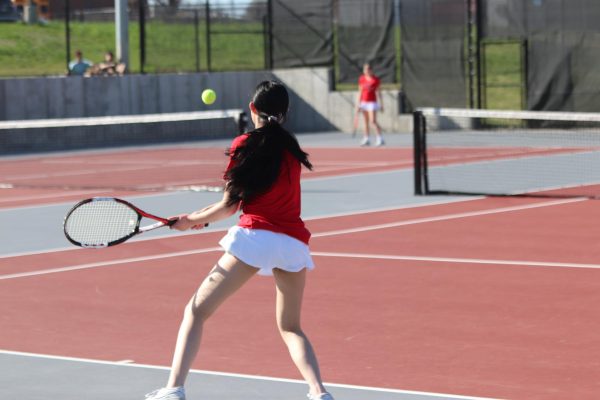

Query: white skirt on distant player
<box><xmin>219</xmin><ymin>226</ymin><xmax>315</xmax><ymax>276</ymax></box>
<box><xmin>359</xmin><ymin>101</ymin><xmax>381</xmax><ymax>111</ymax></box>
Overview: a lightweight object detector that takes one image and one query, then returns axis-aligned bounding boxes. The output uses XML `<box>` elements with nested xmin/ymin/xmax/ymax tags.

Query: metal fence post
<box><xmin>139</xmin><ymin>0</ymin><xmax>146</xmax><ymax>74</ymax></box>
<box><xmin>65</xmin><ymin>0</ymin><xmax>71</xmax><ymax>75</ymax></box>
<box><xmin>262</xmin><ymin>15</ymin><xmax>268</xmax><ymax>69</ymax></box>
<box><xmin>194</xmin><ymin>9</ymin><xmax>200</xmax><ymax>72</ymax></box>
<box><xmin>266</xmin><ymin>0</ymin><xmax>273</xmax><ymax>69</ymax></box>
<box><xmin>467</xmin><ymin>0</ymin><xmax>475</xmax><ymax>108</ymax></box>
<box><xmin>475</xmin><ymin>0</ymin><xmax>483</xmax><ymax>109</ymax></box>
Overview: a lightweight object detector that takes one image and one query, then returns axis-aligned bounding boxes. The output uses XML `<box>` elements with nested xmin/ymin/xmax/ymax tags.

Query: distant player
<box><xmin>145</xmin><ymin>81</ymin><xmax>335</xmax><ymax>400</ymax></box>
<box><xmin>356</xmin><ymin>63</ymin><xmax>385</xmax><ymax>146</ymax></box>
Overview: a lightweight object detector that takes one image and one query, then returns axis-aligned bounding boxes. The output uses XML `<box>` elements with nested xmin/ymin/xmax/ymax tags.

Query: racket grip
<box><xmin>167</xmin><ymin>218</ymin><xmax>178</xmax><ymax>226</ymax></box>
<box><xmin>167</xmin><ymin>218</ymin><xmax>209</xmax><ymax>228</ymax></box>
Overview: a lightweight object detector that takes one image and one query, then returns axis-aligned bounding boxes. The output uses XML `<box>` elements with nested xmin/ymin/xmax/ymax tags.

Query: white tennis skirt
<box><xmin>219</xmin><ymin>226</ymin><xmax>315</xmax><ymax>276</ymax></box>
<box><xmin>359</xmin><ymin>101</ymin><xmax>380</xmax><ymax>111</ymax></box>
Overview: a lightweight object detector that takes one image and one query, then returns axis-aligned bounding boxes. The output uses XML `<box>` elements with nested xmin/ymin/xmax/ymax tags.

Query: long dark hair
<box><xmin>224</xmin><ymin>81</ymin><xmax>312</xmax><ymax>206</ymax></box>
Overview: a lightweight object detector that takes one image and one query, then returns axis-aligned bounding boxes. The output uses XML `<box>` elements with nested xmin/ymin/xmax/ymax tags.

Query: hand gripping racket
<box><xmin>64</xmin><ymin>197</ymin><xmax>179</xmax><ymax>248</ymax></box>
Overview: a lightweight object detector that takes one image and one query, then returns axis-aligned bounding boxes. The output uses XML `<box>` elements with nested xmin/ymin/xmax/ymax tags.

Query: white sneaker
<box><xmin>145</xmin><ymin>386</ymin><xmax>186</xmax><ymax>400</ymax></box>
<box><xmin>307</xmin><ymin>393</ymin><xmax>335</xmax><ymax>400</ymax></box>
<box><xmin>360</xmin><ymin>137</ymin><xmax>370</xmax><ymax>146</ymax></box>
<box><xmin>375</xmin><ymin>137</ymin><xmax>385</xmax><ymax>147</ymax></box>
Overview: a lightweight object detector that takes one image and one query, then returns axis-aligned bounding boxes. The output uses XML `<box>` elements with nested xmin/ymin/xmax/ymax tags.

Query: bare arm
<box><xmin>170</xmin><ymin>190</ymin><xmax>239</xmax><ymax>231</ymax></box>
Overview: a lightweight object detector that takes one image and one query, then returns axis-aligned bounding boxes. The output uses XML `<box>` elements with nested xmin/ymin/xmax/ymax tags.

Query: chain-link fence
<box><xmin>3</xmin><ymin>0</ymin><xmax>600</xmax><ymax>113</ymax></box>
<box><xmin>141</xmin><ymin>2</ymin><xmax>268</xmax><ymax>73</ymax></box>
<box><xmin>0</xmin><ymin>0</ymin><xmax>399</xmax><ymax>84</ymax></box>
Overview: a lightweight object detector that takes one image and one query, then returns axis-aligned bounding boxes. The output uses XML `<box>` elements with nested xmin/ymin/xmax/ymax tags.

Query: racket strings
<box><xmin>65</xmin><ymin>201</ymin><xmax>139</xmax><ymax>246</ymax></box>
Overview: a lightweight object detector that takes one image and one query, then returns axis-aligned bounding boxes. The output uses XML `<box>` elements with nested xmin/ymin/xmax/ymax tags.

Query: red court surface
<box><xmin>2</xmin><ymin>142</ymin><xmax>600</xmax><ymax>399</ymax></box>
<box><xmin>2</xmin><ymin>195</ymin><xmax>600</xmax><ymax>399</ymax></box>
<box><xmin>0</xmin><ymin>147</ymin><xmax>410</xmax><ymax>208</ymax></box>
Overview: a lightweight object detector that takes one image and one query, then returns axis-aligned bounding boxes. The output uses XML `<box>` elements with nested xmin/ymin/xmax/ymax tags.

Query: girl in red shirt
<box><xmin>145</xmin><ymin>81</ymin><xmax>334</xmax><ymax>400</ymax></box>
<box><xmin>356</xmin><ymin>63</ymin><xmax>385</xmax><ymax>146</ymax></box>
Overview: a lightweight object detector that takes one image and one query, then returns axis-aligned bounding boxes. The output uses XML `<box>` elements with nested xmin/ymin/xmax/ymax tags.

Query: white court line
<box><xmin>308</xmin><ymin>161</ymin><xmax>412</xmax><ymax>174</ymax></box>
<box><xmin>0</xmin><ymin>197</ymin><xmax>482</xmax><ymax>259</ymax></box>
<box><xmin>0</xmin><ymin>189</ymin><xmax>105</xmax><ymax>204</ymax></box>
<box><xmin>312</xmin><ymin>252</ymin><xmax>600</xmax><ymax>270</ymax></box>
<box><xmin>313</xmin><ymin>197</ymin><xmax>586</xmax><ymax>238</ymax></box>
<box><xmin>41</xmin><ymin>158</ymin><xmax>224</xmax><ymax>166</ymax></box>
<box><xmin>5</xmin><ymin>246</ymin><xmax>596</xmax><ymax>282</ymax></box>
<box><xmin>0</xmin><ymin>248</ymin><xmax>222</xmax><ymax>281</ymax></box>
<box><xmin>0</xmin><ymin>178</ymin><xmax>222</xmax><ymax>206</ymax></box>
<box><xmin>304</xmin><ymin>196</ymin><xmax>484</xmax><ymax>222</ymax></box>
<box><xmin>3</xmin><ymin>160</ymin><xmax>222</xmax><ymax>183</ymax></box>
<box><xmin>0</xmin><ymin>157</ymin><xmax>407</xmax><ymax>209</ymax></box>
<box><xmin>4</xmin><ymin>148</ymin><xmax>405</xmax><ymax>181</ymax></box>
<box><xmin>3</xmin><ymin>164</ymin><xmax>156</xmax><ymax>181</ymax></box>
<box><xmin>0</xmin><ymin>349</ymin><xmax>498</xmax><ymax>400</ymax></box>
<box><xmin>309</xmin><ymin>160</ymin><xmax>405</xmax><ymax>166</ymax></box>
<box><xmin>0</xmin><ymin>197</ymin><xmax>587</xmax><ymax>278</ymax></box>
<box><xmin>2</xmin><ymin>159</ymin><xmax>407</xmax><ymax>189</ymax></box>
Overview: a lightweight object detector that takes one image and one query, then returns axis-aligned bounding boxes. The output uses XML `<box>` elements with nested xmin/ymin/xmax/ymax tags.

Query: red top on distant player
<box><xmin>359</xmin><ymin>73</ymin><xmax>381</xmax><ymax>102</ymax></box>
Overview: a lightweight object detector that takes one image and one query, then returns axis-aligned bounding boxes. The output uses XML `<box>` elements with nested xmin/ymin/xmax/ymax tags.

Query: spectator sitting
<box><xmin>88</xmin><ymin>51</ymin><xmax>126</xmax><ymax>76</ymax></box>
<box><xmin>68</xmin><ymin>50</ymin><xmax>93</xmax><ymax>76</ymax></box>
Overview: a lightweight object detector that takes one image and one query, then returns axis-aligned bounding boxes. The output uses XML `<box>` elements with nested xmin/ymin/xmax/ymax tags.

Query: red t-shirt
<box><xmin>359</xmin><ymin>74</ymin><xmax>381</xmax><ymax>102</ymax></box>
<box><xmin>225</xmin><ymin>134</ymin><xmax>311</xmax><ymax>244</ymax></box>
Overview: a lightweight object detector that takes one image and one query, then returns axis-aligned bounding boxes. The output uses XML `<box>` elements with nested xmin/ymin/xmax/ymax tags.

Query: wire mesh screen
<box><xmin>143</xmin><ymin>6</ymin><xmax>201</xmax><ymax>73</ymax></box>
<box><xmin>336</xmin><ymin>0</ymin><xmax>396</xmax><ymax>84</ymax></box>
<box><xmin>482</xmin><ymin>0</ymin><xmax>600</xmax><ymax>112</ymax></box>
<box><xmin>399</xmin><ymin>0</ymin><xmax>467</xmax><ymax>109</ymax></box>
<box><xmin>271</xmin><ymin>0</ymin><xmax>333</xmax><ymax>68</ymax></box>
<box><xmin>144</xmin><ymin>2</ymin><xmax>268</xmax><ymax>73</ymax></box>
<box><xmin>205</xmin><ymin>1</ymin><xmax>268</xmax><ymax>72</ymax></box>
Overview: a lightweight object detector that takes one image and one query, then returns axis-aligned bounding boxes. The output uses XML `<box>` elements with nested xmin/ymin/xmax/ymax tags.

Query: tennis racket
<box><xmin>352</xmin><ymin>108</ymin><xmax>360</xmax><ymax>137</ymax></box>
<box><xmin>64</xmin><ymin>197</ymin><xmax>180</xmax><ymax>248</ymax></box>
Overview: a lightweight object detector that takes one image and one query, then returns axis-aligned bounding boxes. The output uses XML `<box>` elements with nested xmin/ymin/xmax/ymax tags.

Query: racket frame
<box><xmin>63</xmin><ymin>197</ymin><xmax>174</xmax><ymax>248</ymax></box>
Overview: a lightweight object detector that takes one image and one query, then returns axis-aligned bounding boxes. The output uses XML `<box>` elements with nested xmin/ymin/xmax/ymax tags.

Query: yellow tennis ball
<box><xmin>202</xmin><ymin>89</ymin><xmax>216</xmax><ymax>105</ymax></box>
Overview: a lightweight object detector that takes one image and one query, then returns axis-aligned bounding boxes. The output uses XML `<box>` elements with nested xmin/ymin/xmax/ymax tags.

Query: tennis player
<box><xmin>145</xmin><ymin>81</ymin><xmax>334</xmax><ymax>400</ymax></box>
<box><xmin>356</xmin><ymin>63</ymin><xmax>385</xmax><ymax>146</ymax></box>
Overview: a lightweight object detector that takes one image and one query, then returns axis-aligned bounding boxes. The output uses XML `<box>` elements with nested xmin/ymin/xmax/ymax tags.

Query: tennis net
<box><xmin>413</xmin><ymin>108</ymin><xmax>600</xmax><ymax>199</ymax></box>
<box><xmin>0</xmin><ymin>109</ymin><xmax>248</xmax><ymax>155</ymax></box>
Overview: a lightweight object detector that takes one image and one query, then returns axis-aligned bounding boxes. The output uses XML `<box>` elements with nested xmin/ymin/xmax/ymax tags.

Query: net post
<box><xmin>413</xmin><ymin>110</ymin><xmax>425</xmax><ymax>195</ymax></box>
<box><xmin>237</xmin><ymin>111</ymin><xmax>248</xmax><ymax>135</ymax></box>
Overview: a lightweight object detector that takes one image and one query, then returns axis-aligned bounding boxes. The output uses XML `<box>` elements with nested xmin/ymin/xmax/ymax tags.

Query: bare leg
<box><xmin>273</xmin><ymin>268</ymin><xmax>328</xmax><ymax>396</ymax></box>
<box><xmin>362</xmin><ymin>111</ymin><xmax>370</xmax><ymax>139</ymax></box>
<box><xmin>166</xmin><ymin>253</ymin><xmax>258</xmax><ymax>388</ymax></box>
<box><xmin>368</xmin><ymin>110</ymin><xmax>383</xmax><ymax>139</ymax></box>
